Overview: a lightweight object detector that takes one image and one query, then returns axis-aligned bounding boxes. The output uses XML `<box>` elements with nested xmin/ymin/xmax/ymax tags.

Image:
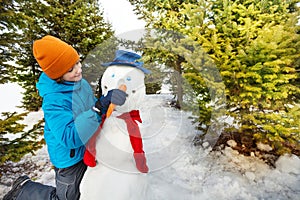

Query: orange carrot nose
<box><xmin>106</xmin><ymin>84</ymin><xmax>127</xmax><ymax>117</ymax></box>
<box><xmin>118</xmin><ymin>84</ymin><xmax>127</xmax><ymax>92</ymax></box>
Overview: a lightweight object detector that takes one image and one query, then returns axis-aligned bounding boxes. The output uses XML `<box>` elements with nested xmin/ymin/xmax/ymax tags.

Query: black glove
<box><xmin>94</xmin><ymin>89</ymin><xmax>127</xmax><ymax>115</ymax></box>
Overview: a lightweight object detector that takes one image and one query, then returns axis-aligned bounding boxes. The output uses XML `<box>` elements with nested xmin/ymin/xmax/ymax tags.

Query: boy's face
<box><xmin>62</xmin><ymin>60</ymin><xmax>82</xmax><ymax>82</ymax></box>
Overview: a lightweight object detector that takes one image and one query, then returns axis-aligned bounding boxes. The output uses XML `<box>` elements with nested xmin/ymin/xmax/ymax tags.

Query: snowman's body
<box><xmin>80</xmin><ymin>65</ymin><xmax>148</xmax><ymax>200</ymax></box>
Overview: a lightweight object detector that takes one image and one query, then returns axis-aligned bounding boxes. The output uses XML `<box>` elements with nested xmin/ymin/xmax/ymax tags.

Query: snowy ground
<box><xmin>0</xmin><ymin>95</ymin><xmax>299</xmax><ymax>200</ymax></box>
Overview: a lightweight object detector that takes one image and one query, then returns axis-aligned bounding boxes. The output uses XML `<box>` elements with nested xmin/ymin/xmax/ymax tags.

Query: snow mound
<box><xmin>275</xmin><ymin>154</ymin><xmax>300</xmax><ymax>175</ymax></box>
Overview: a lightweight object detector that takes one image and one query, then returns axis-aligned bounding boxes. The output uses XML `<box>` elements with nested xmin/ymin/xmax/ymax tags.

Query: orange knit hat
<box><xmin>33</xmin><ymin>35</ymin><xmax>80</xmax><ymax>79</ymax></box>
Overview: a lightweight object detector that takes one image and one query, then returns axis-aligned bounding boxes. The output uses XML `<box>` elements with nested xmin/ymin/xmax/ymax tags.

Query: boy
<box><xmin>3</xmin><ymin>35</ymin><xmax>127</xmax><ymax>200</ymax></box>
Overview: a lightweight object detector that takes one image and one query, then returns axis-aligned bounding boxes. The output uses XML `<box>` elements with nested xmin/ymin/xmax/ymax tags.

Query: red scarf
<box><xmin>83</xmin><ymin>110</ymin><xmax>148</xmax><ymax>173</ymax></box>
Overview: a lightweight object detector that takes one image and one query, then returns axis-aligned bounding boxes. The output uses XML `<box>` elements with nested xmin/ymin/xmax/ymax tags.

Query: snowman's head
<box><xmin>101</xmin><ymin>50</ymin><xmax>150</xmax><ymax>113</ymax></box>
<box><xmin>101</xmin><ymin>66</ymin><xmax>145</xmax><ymax>112</ymax></box>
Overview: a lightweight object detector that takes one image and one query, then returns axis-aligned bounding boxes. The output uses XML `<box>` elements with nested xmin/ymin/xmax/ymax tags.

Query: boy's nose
<box><xmin>76</xmin><ymin>65</ymin><xmax>82</xmax><ymax>74</ymax></box>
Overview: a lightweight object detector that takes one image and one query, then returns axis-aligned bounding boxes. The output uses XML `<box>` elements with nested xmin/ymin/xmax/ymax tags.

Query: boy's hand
<box><xmin>94</xmin><ymin>89</ymin><xmax>127</xmax><ymax>115</ymax></box>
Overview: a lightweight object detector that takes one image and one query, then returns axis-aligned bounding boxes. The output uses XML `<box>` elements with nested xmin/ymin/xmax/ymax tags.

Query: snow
<box><xmin>0</xmin><ymin>83</ymin><xmax>24</xmax><ymax>114</ymax></box>
<box><xmin>0</xmin><ymin>93</ymin><xmax>299</xmax><ymax>199</ymax></box>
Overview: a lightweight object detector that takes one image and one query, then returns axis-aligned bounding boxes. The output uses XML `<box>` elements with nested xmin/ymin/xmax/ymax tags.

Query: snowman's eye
<box><xmin>126</xmin><ymin>76</ymin><xmax>131</xmax><ymax>81</ymax></box>
<box><xmin>111</xmin><ymin>74</ymin><xmax>115</xmax><ymax>78</ymax></box>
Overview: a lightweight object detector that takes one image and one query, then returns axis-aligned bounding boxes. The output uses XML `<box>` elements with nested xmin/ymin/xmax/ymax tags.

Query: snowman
<box><xmin>80</xmin><ymin>50</ymin><xmax>151</xmax><ymax>200</ymax></box>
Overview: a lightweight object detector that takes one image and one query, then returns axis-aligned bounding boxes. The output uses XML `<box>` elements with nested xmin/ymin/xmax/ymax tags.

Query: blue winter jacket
<box><xmin>37</xmin><ymin>73</ymin><xmax>100</xmax><ymax>168</ymax></box>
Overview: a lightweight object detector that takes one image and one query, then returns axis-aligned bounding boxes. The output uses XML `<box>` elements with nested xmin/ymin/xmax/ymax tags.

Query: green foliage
<box><xmin>0</xmin><ymin>0</ymin><xmax>25</xmax><ymax>84</ymax></box>
<box><xmin>129</xmin><ymin>1</ymin><xmax>224</xmax><ymax>129</ymax></box>
<box><xmin>0</xmin><ymin>112</ymin><xmax>44</xmax><ymax>169</ymax></box>
<box><xmin>140</xmin><ymin>54</ymin><xmax>165</xmax><ymax>95</ymax></box>
<box><xmin>130</xmin><ymin>0</ymin><xmax>300</xmax><ymax>156</ymax></box>
<box><xmin>252</xmin><ymin>106</ymin><xmax>300</xmax><ymax>155</ymax></box>
<box><xmin>207</xmin><ymin>0</ymin><xmax>300</xmax><ymax>156</ymax></box>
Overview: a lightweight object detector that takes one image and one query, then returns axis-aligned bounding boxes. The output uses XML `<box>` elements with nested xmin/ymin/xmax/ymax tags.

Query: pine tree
<box><xmin>129</xmin><ymin>0</ymin><xmax>224</xmax><ymax>133</ymax></box>
<box><xmin>0</xmin><ymin>112</ymin><xmax>44</xmax><ymax>175</ymax></box>
<box><xmin>129</xmin><ymin>0</ymin><xmax>300</xmax><ymax>155</ymax></box>
<box><xmin>13</xmin><ymin>0</ymin><xmax>114</xmax><ymax>111</ymax></box>
<box><xmin>0</xmin><ymin>0</ymin><xmax>25</xmax><ymax>83</ymax></box>
<box><xmin>206</xmin><ymin>0</ymin><xmax>300</xmax><ymax>155</ymax></box>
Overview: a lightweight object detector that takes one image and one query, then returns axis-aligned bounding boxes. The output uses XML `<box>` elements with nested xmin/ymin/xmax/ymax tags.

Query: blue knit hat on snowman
<box><xmin>102</xmin><ymin>50</ymin><xmax>151</xmax><ymax>74</ymax></box>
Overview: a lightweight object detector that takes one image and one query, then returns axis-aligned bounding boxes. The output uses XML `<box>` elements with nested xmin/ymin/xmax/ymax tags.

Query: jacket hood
<box><xmin>37</xmin><ymin>72</ymin><xmax>82</xmax><ymax>97</ymax></box>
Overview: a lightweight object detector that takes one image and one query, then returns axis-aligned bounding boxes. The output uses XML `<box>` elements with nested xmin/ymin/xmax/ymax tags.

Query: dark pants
<box><xmin>16</xmin><ymin>160</ymin><xmax>87</xmax><ymax>200</ymax></box>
